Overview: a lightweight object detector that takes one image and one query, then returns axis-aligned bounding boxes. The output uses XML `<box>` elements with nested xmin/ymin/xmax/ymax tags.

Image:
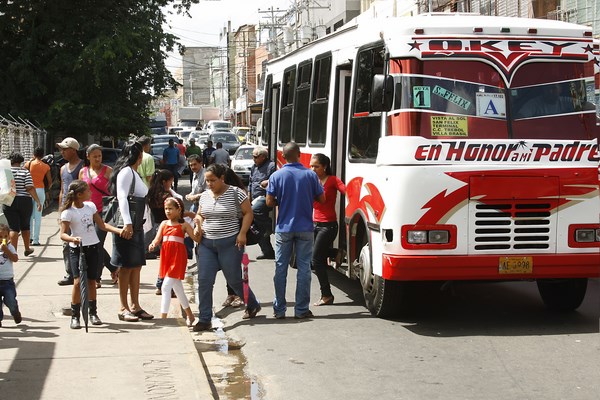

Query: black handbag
<box><xmin>102</xmin><ymin>168</ymin><xmax>145</xmax><ymax>230</ymax></box>
<box><xmin>233</xmin><ymin>187</ymin><xmax>260</xmax><ymax>246</ymax></box>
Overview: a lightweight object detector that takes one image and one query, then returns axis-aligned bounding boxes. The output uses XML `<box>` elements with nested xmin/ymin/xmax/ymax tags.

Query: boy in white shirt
<box><xmin>0</xmin><ymin>223</ymin><xmax>22</xmax><ymax>327</ymax></box>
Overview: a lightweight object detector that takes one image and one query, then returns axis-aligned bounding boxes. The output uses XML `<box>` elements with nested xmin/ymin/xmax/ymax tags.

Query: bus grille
<box><xmin>469</xmin><ymin>201</ymin><xmax>556</xmax><ymax>253</ymax></box>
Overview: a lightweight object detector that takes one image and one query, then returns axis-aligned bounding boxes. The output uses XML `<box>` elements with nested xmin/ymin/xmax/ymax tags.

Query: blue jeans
<box><xmin>197</xmin><ymin>234</ymin><xmax>260</xmax><ymax>323</ymax></box>
<box><xmin>30</xmin><ymin>188</ymin><xmax>45</xmax><ymax>244</ymax></box>
<box><xmin>0</xmin><ymin>279</ymin><xmax>19</xmax><ymax>321</ymax></box>
<box><xmin>273</xmin><ymin>231</ymin><xmax>314</xmax><ymax>316</ymax></box>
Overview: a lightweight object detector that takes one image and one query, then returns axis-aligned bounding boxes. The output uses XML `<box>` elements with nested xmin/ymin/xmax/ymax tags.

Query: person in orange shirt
<box><xmin>176</xmin><ymin>139</ymin><xmax>186</xmax><ymax>156</ymax></box>
<box><xmin>25</xmin><ymin>148</ymin><xmax>52</xmax><ymax>246</ymax></box>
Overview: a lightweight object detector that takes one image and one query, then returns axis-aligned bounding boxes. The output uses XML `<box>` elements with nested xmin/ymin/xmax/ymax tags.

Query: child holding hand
<box><xmin>149</xmin><ymin>197</ymin><xmax>199</xmax><ymax>326</ymax></box>
<box><xmin>0</xmin><ymin>224</ymin><xmax>21</xmax><ymax>327</ymax></box>
<box><xmin>60</xmin><ymin>180</ymin><xmax>123</xmax><ymax>329</ymax></box>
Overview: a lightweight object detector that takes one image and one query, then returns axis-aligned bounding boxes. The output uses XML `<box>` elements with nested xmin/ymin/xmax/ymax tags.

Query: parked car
<box><xmin>196</xmin><ymin>133</ymin><xmax>209</xmax><ymax>150</ymax></box>
<box><xmin>100</xmin><ymin>147</ymin><xmax>121</xmax><ymax>168</ymax></box>
<box><xmin>208</xmin><ymin>132</ymin><xmax>241</xmax><ymax>155</ymax></box>
<box><xmin>231</xmin><ymin>144</ymin><xmax>256</xmax><ymax>185</ymax></box>
<box><xmin>168</xmin><ymin>127</ymin><xmax>184</xmax><ymax>135</ymax></box>
<box><xmin>178</xmin><ymin>129</ymin><xmax>193</xmax><ymax>143</ymax></box>
<box><xmin>151</xmin><ymin>134</ymin><xmax>179</xmax><ymax>145</ymax></box>
<box><xmin>232</xmin><ymin>126</ymin><xmax>251</xmax><ymax>142</ymax></box>
<box><xmin>205</xmin><ymin>120</ymin><xmax>232</xmax><ymax>134</ymax></box>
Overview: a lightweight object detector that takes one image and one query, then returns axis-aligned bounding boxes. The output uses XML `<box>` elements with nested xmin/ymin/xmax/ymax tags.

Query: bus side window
<box><xmin>309</xmin><ymin>54</ymin><xmax>332</xmax><ymax>146</ymax></box>
<box><xmin>350</xmin><ymin>45</ymin><xmax>384</xmax><ymax>161</ymax></box>
<box><xmin>292</xmin><ymin>60</ymin><xmax>312</xmax><ymax>145</ymax></box>
<box><xmin>279</xmin><ymin>67</ymin><xmax>296</xmax><ymax>144</ymax></box>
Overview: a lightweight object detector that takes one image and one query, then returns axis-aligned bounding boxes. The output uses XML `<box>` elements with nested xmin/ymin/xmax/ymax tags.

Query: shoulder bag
<box><xmin>233</xmin><ymin>186</ymin><xmax>260</xmax><ymax>246</ymax></box>
<box><xmin>102</xmin><ymin>168</ymin><xmax>146</xmax><ymax>230</ymax></box>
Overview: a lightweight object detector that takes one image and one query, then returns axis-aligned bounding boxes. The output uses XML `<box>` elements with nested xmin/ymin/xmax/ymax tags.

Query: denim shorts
<box><xmin>68</xmin><ymin>244</ymin><xmax>100</xmax><ymax>280</ymax></box>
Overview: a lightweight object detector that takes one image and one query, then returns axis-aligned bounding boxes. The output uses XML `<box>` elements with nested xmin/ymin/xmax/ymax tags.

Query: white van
<box><xmin>205</xmin><ymin>120</ymin><xmax>231</xmax><ymax>134</ymax></box>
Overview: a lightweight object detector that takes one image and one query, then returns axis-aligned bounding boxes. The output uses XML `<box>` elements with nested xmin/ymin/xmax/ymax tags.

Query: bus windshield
<box><xmin>388</xmin><ymin>59</ymin><xmax>597</xmax><ymax>140</ymax></box>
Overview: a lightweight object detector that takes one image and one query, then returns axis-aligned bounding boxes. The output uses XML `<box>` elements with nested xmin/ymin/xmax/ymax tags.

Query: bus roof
<box><xmin>266</xmin><ymin>13</ymin><xmax>594</xmax><ymax>76</ymax></box>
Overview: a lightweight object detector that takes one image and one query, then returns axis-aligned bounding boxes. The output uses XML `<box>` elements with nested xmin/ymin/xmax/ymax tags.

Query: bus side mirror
<box><xmin>371</xmin><ymin>74</ymin><xmax>394</xmax><ymax>112</ymax></box>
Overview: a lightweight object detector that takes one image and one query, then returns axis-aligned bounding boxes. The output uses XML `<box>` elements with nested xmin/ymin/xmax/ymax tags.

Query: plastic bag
<box><xmin>0</xmin><ymin>159</ymin><xmax>16</xmax><ymax>206</ymax></box>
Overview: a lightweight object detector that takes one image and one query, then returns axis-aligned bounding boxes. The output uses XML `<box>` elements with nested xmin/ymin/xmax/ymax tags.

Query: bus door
<box><xmin>263</xmin><ymin>84</ymin><xmax>280</xmax><ymax>163</ymax></box>
<box><xmin>334</xmin><ymin>66</ymin><xmax>352</xmax><ymax>274</ymax></box>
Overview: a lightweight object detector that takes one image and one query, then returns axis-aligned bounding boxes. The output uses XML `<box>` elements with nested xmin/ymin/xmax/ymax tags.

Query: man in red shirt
<box><xmin>176</xmin><ymin>139</ymin><xmax>186</xmax><ymax>155</ymax></box>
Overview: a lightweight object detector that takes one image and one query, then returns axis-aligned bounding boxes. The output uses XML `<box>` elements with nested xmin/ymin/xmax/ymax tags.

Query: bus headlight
<box><xmin>568</xmin><ymin>225</ymin><xmax>600</xmax><ymax>247</ymax></box>
<box><xmin>575</xmin><ymin>229</ymin><xmax>596</xmax><ymax>242</ymax></box>
<box><xmin>407</xmin><ymin>230</ymin><xmax>427</xmax><ymax>243</ymax></box>
<box><xmin>402</xmin><ymin>225</ymin><xmax>457</xmax><ymax>249</ymax></box>
<box><xmin>429</xmin><ymin>230</ymin><xmax>450</xmax><ymax>244</ymax></box>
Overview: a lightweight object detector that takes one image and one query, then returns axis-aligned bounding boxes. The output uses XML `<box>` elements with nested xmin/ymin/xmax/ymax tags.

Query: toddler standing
<box><xmin>149</xmin><ymin>197</ymin><xmax>199</xmax><ymax>326</ymax></box>
<box><xmin>59</xmin><ymin>180</ymin><xmax>123</xmax><ymax>329</ymax></box>
<box><xmin>0</xmin><ymin>224</ymin><xmax>22</xmax><ymax>327</ymax></box>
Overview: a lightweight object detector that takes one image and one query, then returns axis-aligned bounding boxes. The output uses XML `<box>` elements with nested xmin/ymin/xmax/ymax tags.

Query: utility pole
<box><xmin>258</xmin><ymin>6</ymin><xmax>286</xmax><ymax>56</ymax></box>
<box><xmin>188</xmin><ymin>74</ymin><xmax>195</xmax><ymax>106</ymax></box>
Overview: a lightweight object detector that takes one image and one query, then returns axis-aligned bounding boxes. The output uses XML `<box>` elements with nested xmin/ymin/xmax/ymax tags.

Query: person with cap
<box><xmin>57</xmin><ymin>137</ymin><xmax>84</xmax><ymax>286</ymax></box>
<box><xmin>248</xmin><ymin>146</ymin><xmax>276</xmax><ymax>260</ymax></box>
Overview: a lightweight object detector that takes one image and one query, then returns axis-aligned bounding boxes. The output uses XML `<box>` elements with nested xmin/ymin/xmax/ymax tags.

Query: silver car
<box><xmin>208</xmin><ymin>132</ymin><xmax>241</xmax><ymax>155</ymax></box>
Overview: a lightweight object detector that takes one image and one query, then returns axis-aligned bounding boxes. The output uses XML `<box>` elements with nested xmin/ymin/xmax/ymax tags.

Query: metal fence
<box><xmin>0</xmin><ymin>116</ymin><xmax>47</xmax><ymax>160</ymax></box>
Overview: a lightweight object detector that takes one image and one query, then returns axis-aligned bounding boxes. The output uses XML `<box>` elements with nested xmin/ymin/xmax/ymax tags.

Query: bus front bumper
<box><xmin>382</xmin><ymin>253</ymin><xmax>600</xmax><ymax>281</ymax></box>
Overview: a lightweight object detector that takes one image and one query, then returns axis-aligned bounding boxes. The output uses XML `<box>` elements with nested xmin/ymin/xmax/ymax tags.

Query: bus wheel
<box><xmin>537</xmin><ymin>278</ymin><xmax>587</xmax><ymax>312</ymax></box>
<box><xmin>358</xmin><ymin>244</ymin><xmax>403</xmax><ymax>318</ymax></box>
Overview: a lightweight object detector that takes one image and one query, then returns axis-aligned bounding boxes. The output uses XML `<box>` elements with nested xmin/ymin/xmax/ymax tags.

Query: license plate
<box><xmin>499</xmin><ymin>257</ymin><xmax>533</xmax><ymax>274</ymax></box>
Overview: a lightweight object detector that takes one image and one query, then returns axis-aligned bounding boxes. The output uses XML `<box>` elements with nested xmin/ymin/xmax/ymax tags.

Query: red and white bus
<box><xmin>260</xmin><ymin>13</ymin><xmax>600</xmax><ymax>317</ymax></box>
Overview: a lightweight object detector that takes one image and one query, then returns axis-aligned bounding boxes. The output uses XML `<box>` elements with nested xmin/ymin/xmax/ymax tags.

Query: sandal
<box><xmin>314</xmin><ymin>296</ymin><xmax>334</xmax><ymax>306</ymax></box>
<box><xmin>222</xmin><ymin>295</ymin><xmax>236</xmax><ymax>307</ymax></box>
<box><xmin>186</xmin><ymin>317</ymin><xmax>195</xmax><ymax>327</ymax></box>
<box><xmin>110</xmin><ymin>271</ymin><xmax>118</xmax><ymax>285</ymax></box>
<box><xmin>230</xmin><ymin>296</ymin><xmax>244</xmax><ymax>307</ymax></box>
<box><xmin>132</xmin><ymin>309</ymin><xmax>154</xmax><ymax>320</ymax></box>
<box><xmin>118</xmin><ymin>311</ymin><xmax>139</xmax><ymax>322</ymax></box>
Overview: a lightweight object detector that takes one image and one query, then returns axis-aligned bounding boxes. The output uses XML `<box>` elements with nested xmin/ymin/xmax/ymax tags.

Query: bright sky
<box><xmin>163</xmin><ymin>0</ymin><xmax>290</xmax><ymax>71</ymax></box>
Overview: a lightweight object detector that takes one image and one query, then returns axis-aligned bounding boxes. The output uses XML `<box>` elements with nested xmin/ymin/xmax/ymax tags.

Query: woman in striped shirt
<box><xmin>2</xmin><ymin>152</ymin><xmax>42</xmax><ymax>256</ymax></box>
<box><xmin>192</xmin><ymin>163</ymin><xmax>261</xmax><ymax>331</ymax></box>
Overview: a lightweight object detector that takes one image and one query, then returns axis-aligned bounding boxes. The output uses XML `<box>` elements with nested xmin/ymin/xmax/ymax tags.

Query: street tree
<box><xmin>0</xmin><ymin>0</ymin><xmax>199</xmax><ymax>140</ymax></box>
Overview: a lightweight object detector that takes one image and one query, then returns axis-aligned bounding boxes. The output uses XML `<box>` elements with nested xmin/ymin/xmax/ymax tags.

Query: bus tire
<box><xmin>537</xmin><ymin>278</ymin><xmax>587</xmax><ymax>312</ymax></box>
<box><xmin>358</xmin><ymin>244</ymin><xmax>403</xmax><ymax>318</ymax></box>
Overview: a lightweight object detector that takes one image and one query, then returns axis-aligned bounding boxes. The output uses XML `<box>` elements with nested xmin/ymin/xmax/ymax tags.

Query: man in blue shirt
<box><xmin>266</xmin><ymin>142</ymin><xmax>325</xmax><ymax>319</ymax></box>
<box><xmin>162</xmin><ymin>139</ymin><xmax>180</xmax><ymax>190</ymax></box>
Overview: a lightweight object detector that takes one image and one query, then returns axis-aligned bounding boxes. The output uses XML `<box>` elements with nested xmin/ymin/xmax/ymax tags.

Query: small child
<box><xmin>149</xmin><ymin>197</ymin><xmax>199</xmax><ymax>326</ymax></box>
<box><xmin>0</xmin><ymin>224</ymin><xmax>21</xmax><ymax>327</ymax></box>
<box><xmin>60</xmin><ymin>180</ymin><xmax>123</xmax><ymax>329</ymax></box>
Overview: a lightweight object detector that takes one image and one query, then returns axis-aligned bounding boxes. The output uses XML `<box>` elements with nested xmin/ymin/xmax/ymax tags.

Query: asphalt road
<box><xmin>213</xmin><ymin>245</ymin><xmax>599</xmax><ymax>400</ymax></box>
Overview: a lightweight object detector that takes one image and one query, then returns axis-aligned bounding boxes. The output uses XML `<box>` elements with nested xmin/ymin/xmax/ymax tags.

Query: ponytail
<box><xmin>60</xmin><ymin>180</ymin><xmax>88</xmax><ymax>212</ymax></box>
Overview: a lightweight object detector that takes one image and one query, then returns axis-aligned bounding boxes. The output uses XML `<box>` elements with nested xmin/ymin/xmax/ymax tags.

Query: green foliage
<box><xmin>0</xmin><ymin>0</ymin><xmax>198</xmax><ymax>140</ymax></box>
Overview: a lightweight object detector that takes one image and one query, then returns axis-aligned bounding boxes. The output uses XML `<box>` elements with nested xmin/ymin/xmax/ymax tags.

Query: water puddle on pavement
<box><xmin>187</xmin><ymin>268</ymin><xmax>262</xmax><ymax>399</ymax></box>
<box><xmin>193</xmin><ymin>324</ymin><xmax>262</xmax><ymax>399</ymax></box>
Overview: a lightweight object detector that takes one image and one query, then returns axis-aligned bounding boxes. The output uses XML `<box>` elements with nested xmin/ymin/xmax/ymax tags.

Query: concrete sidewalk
<box><xmin>0</xmin><ymin>209</ymin><xmax>214</xmax><ymax>399</ymax></box>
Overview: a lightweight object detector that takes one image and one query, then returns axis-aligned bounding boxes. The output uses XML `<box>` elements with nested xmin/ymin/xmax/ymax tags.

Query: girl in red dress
<box><xmin>149</xmin><ymin>197</ymin><xmax>199</xmax><ymax>326</ymax></box>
